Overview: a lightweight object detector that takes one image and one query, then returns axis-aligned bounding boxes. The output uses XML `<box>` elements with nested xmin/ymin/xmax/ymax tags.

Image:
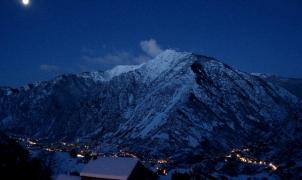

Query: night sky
<box><xmin>1</xmin><ymin>0</ymin><xmax>301</xmax><ymax>87</ymax></box>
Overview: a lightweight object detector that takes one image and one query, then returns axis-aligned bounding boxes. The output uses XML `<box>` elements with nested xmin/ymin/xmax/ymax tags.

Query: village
<box><xmin>8</xmin><ymin>133</ymin><xmax>280</xmax><ymax>179</ymax></box>
<box><xmin>8</xmin><ymin>134</ymin><xmax>170</xmax><ymax>179</ymax></box>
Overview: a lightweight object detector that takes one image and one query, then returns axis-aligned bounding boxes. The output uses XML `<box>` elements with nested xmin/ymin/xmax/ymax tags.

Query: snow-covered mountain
<box><xmin>1</xmin><ymin>50</ymin><xmax>302</xmax><ymax>176</ymax></box>
<box><xmin>263</xmin><ymin>75</ymin><xmax>302</xmax><ymax>99</ymax></box>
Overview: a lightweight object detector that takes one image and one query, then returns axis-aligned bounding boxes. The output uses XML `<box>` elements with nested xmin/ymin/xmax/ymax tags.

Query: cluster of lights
<box><xmin>77</xmin><ymin>154</ymin><xmax>85</xmax><ymax>158</ymax></box>
<box><xmin>162</xmin><ymin>169</ymin><xmax>168</xmax><ymax>176</ymax></box>
<box><xmin>155</xmin><ymin>167</ymin><xmax>168</xmax><ymax>176</ymax></box>
<box><xmin>157</xmin><ymin>159</ymin><xmax>168</xmax><ymax>164</ymax></box>
<box><xmin>155</xmin><ymin>159</ymin><xmax>170</xmax><ymax>176</ymax></box>
<box><xmin>27</xmin><ymin>140</ymin><xmax>37</xmax><ymax>145</ymax></box>
<box><xmin>226</xmin><ymin>149</ymin><xmax>277</xmax><ymax>171</ymax></box>
<box><xmin>118</xmin><ymin>150</ymin><xmax>138</xmax><ymax>158</ymax></box>
<box><xmin>13</xmin><ymin>134</ymin><xmax>171</xmax><ymax>176</ymax></box>
<box><xmin>45</xmin><ymin>148</ymin><xmax>54</xmax><ymax>152</ymax></box>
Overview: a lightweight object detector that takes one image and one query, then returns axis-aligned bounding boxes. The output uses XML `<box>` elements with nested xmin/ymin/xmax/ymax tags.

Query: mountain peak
<box><xmin>153</xmin><ymin>49</ymin><xmax>191</xmax><ymax>61</ymax></box>
<box><xmin>138</xmin><ymin>49</ymin><xmax>192</xmax><ymax>82</ymax></box>
<box><xmin>147</xmin><ymin>49</ymin><xmax>194</xmax><ymax>70</ymax></box>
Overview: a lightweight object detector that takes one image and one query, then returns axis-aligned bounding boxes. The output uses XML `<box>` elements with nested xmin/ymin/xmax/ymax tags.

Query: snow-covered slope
<box><xmin>0</xmin><ymin>50</ymin><xmax>301</xmax><ymax>174</ymax></box>
<box><xmin>264</xmin><ymin>76</ymin><xmax>302</xmax><ymax>99</ymax></box>
<box><xmin>79</xmin><ymin>64</ymin><xmax>143</xmax><ymax>82</ymax></box>
<box><xmin>251</xmin><ymin>73</ymin><xmax>302</xmax><ymax>98</ymax></box>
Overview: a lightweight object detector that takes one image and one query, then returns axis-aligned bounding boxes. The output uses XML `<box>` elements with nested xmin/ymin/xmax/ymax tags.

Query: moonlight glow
<box><xmin>22</xmin><ymin>0</ymin><xmax>30</xmax><ymax>6</ymax></box>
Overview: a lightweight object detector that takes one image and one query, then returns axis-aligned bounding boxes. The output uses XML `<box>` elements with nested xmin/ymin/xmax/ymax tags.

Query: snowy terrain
<box><xmin>0</xmin><ymin>50</ymin><xmax>302</xmax><ymax>178</ymax></box>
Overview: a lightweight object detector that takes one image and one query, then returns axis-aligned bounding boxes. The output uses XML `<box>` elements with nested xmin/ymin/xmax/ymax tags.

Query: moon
<box><xmin>22</xmin><ymin>0</ymin><xmax>30</xmax><ymax>6</ymax></box>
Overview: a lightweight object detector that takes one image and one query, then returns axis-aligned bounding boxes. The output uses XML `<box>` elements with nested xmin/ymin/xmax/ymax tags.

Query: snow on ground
<box><xmin>79</xmin><ymin>71</ymin><xmax>105</xmax><ymax>82</ymax></box>
<box><xmin>48</xmin><ymin>152</ymin><xmax>85</xmax><ymax>179</ymax></box>
<box><xmin>6</xmin><ymin>89</ymin><xmax>13</xmax><ymax>96</ymax></box>
<box><xmin>78</xmin><ymin>49</ymin><xmax>190</xmax><ymax>83</ymax></box>
<box><xmin>78</xmin><ymin>64</ymin><xmax>143</xmax><ymax>82</ymax></box>
<box><xmin>226</xmin><ymin>172</ymin><xmax>278</xmax><ymax>180</ymax></box>
<box><xmin>0</xmin><ymin>116</ymin><xmax>13</xmax><ymax>126</ymax></box>
<box><xmin>159</xmin><ymin>168</ymin><xmax>192</xmax><ymax>180</ymax></box>
<box><xmin>104</xmin><ymin>64</ymin><xmax>143</xmax><ymax>80</ymax></box>
<box><xmin>81</xmin><ymin>157</ymin><xmax>138</xmax><ymax>180</ymax></box>
<box><xmin>141</xmin><ymin>49</ymin><xmax>191</xmax><ymax>82</ymax></box>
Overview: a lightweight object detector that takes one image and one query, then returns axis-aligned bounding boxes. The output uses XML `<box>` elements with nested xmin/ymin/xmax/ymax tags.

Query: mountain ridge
<box><xmin>0</xmin><ymin>50</ymin><xmax>301</xmax><ymax>175</ymax></box>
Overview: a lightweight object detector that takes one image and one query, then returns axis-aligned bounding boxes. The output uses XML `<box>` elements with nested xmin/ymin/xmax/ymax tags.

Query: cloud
<box><xmin>80</xmin><ymin>39</ymin><xmax>164</xmax><ymax>72</ymax></box>
<box><xmin>39</xmin><ymin>64</ymin><xmax>60</xmax><ymax>73</ymax></box>
<box><xmin>38</xmin><ymin>39</ymin><xmax>165</xmax><ymax>76</ymax></box>
<box><xmin>83</xmin><ymin>51</ymin><xmax>148</xmax><ymax>66</ymax></box>
<box><xmin>140</xmin><ymin>39</ymin><xmax>163</xmax><ymax>57</ymax></box>
<box><xmin>81</xmin><ymin>51</ymin><xmax>149</xmax><ymax>72</ymax></box>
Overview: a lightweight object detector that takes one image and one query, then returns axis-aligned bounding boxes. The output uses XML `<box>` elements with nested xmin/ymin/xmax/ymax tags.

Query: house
<box><xmin>57</xmin><ymin>157</ymin><xmax>156</xmax><ymax>180</ymax></box>
<box><xmin>80</xmin><ymin>157</ymin><xmax>152</xmax><ymax>180</ymax></box>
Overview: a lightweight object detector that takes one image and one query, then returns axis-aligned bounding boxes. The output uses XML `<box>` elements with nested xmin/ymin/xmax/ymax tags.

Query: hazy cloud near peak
<box><xmin>140</xmin><ymin>39</ymin><xmax>163</xmax><ymax>57</ymax></box>
<box><xmin>83</xmin><ymin>51</ymin><xmax>147</xmax><ymax>66</ymax></box>
<box><xmin>80</xmin><ymin>38</ymin><xmax>164</xmax><ymax>72</ymax></box>
<box><xmin>39</xmin><ymin>64</ymin><xmax>60</xmax><ymax>73</ymax></box>
<box><xmin>43</xmin><ymin>39</ymin><xmax>164</xmax><ymax>73</ymax></box>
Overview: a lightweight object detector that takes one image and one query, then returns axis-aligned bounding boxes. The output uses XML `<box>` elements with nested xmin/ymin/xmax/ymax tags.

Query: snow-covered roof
<box><xmin>80</xmin><ymin>157</ymin><xmax>139</xmax><ymax>180</ymax></box>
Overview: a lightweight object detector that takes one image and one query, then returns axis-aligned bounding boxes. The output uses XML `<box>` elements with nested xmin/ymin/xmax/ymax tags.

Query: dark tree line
<box><xmin>0</xmin><ymin>132</ymin><xmax>51</xmax><ymax>180</ymax></box>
